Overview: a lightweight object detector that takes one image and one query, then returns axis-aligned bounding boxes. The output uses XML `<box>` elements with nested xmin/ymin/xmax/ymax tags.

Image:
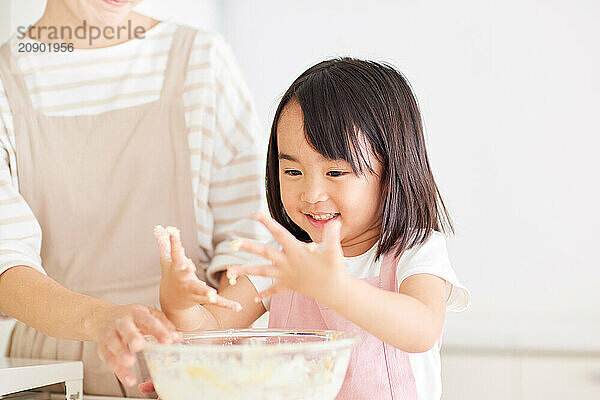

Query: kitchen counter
<box><xmin>0</xmin><ymin>357</ymin><xmax>82</xmax><ymax>400</ymax></box>
<box><xmin>441</xmin><ymin>347</ymin><xmax>600</xmax><ymax>399</ymax></box>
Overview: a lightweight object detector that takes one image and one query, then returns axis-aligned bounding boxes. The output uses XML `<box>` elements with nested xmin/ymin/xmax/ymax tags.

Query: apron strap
<box><xmin>0</xmin><ymin>40</ymin><xmax>34</xmax><ymax>114</ymax></box>
<box><xmin>380</xmin><ymin>244</ymin><xmax>403</xmax><ymax>292</ymax></box>
<box><xmin>161</xmin><ymin>25</ymin><xmax>198</xmax><ymax>98</ymax></box>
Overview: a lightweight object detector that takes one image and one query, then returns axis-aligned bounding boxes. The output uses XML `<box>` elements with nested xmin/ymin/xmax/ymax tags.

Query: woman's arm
<box><xmin>0</xmin><ymin>265</ymin><xmax>178</xmax><ymax>386</ymax></box>
<box><xmin>0</xmin><ymin>266</ymin><xmax>113</xmax><ymax>341</ymax></box>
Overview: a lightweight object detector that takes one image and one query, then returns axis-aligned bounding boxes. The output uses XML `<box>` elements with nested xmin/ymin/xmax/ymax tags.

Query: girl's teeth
<box><xmin>310</xmin><ymin>213</ymin><xmax>337</xmax><ymax>221</ymax></box>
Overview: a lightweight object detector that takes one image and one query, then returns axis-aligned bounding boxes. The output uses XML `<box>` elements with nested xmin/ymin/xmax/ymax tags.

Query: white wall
<box><xmin>219</xmin><ymin>0</ymin><xmax>600</xmax><ymax>352</ymax></box>
<box><xmin>0</xmin><ymin>0</ymin><xmax>46</xmax><ymax>43</ymax></box>
<box><xmin>134</xmin><ymin>0</ymin><xmax>220</xmax><ymax>31</ymax></box>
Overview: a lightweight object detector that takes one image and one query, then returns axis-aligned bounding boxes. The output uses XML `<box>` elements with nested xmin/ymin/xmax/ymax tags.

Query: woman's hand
<box><xmin>154</xmin><ymin>226</ymin><xmax>242</xmax><ymax>314</ymax></box>
<box><xmin>226</xmin><ymin>213</ymin><xmax>346</xmax><ymax>303</ymax></box>
<box><xmin>138</xmin><ymin>379</ymin><xmax>157</xmax><ymax>396</ymax></box>
<box><xmin>92</xmin><ymin>303</ymin><xmax>180</xmax><ymax>387</ymax></box>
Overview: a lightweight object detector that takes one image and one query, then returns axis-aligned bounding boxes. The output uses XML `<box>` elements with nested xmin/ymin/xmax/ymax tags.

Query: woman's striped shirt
<box><xmin>0</xmin><ymin>21</ymin><xmax>270</xmax><ymax>287</ymax></box>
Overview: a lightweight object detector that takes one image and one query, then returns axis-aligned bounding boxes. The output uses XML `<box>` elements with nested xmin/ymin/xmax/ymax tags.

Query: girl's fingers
<box><xmin>234</xmin><ymin>239</ymin><xmax>285</xmax><ymax>265</ymax></box>
<box><xmin>183</xmin><ymin>281</ymin><xmax>242</xmax><ymax>311</ymax></box>
<box><xmin>184</xmin><ymin>258</ymin><xmax>197</xmax><ymax>273</ymax></box>
<box><xmin>211</xmin><ymin>295</ymin><xmax>243</xmax><ymax>312</ymax></box>
<box><xmin>256</xmin><ymin>284</ymin><xmax>282</xmax><ymax>301</ymax></box>
<box><xmin>153</xmin><ymin>225</ymin><xmax>172</xmax><ymax>268</ymax></box>
<box><xmin>176</xmin><ymin>259</ymin><xmax>198</xmax><ymax>281</ymax></box>
<box><xmin>167</xmin><ymin>227</ymin><xmax>186</xmax><ymax>268</ymax></box>
<box><xmin>186</xmin><ymin>280</ymin><xmax>212</xmax><ymax>297</ymax></box>
<box><xmin>253</xmin><ymin>212</ymin><xmax>298</xmax><ymax>248</ymax></box>
<box><xmin>305</xmin><ymin>242</ymin><xmax>320</xmax><ymax>253</ymax></box>
<box><xmin>322</xmin><ymin>219</ymin><xmax>342</xmax><ymax>255</ymax></box>
<box><xmin>189</xmin><ymin>293</ymin><xmax>242</xmax><ymax>311</ymax></box>
<box><xmin>227</xmin><ymin>264</ymin><xmax>280</xmax><ymax>280</ymax></box>
<box><xmin>185</xmin><ymin>283</ymin><xmax>219</xmax><ymax>305</ymax></box>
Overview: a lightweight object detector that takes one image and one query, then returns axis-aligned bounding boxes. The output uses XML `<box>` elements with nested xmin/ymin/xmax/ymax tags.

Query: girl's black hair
<box><xmin>266</xmin><ymin>57</ymin><xmax>453</xmax><ymax>259</ymax></box>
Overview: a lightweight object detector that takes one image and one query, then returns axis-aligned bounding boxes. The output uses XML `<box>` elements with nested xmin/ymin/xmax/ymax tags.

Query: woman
<box><xmin>0</xmin><ymin>0</ymin><xmax>267</xmax><ymax>396</ymax></box>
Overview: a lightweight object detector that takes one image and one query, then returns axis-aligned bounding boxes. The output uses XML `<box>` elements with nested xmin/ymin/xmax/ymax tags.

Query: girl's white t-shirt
<box><xmin>248</xmin><ymin>230</ymin><xmax>470</xmax><ymax>400</ymax></box>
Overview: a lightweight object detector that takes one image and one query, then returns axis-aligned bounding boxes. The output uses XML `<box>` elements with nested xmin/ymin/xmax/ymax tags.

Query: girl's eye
<box><xmin>327</xmin><ymin>171</ymin><xmax>347</xmax><ymax>177</ymax></box>
<box><xmin>284</xmin><ymin>170</ymin><xmax>302</xmax><ymax>176</ymax></box>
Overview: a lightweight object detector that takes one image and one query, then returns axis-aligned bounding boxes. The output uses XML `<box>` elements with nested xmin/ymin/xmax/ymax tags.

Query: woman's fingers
<box><xmin>114</xmin><ymin>366</ymin><xmax>138</xmax><ymax>387</ymax></box>
<box><xmin>115</xmin><ymin>316</ymin><xmax>145</xmax><ymax>355</ymax></box>
<box><xmin>95</xmin><ymin>306</ymin><xmax>179</xmax><ymax>390</ymax></box>
<box><xmin>130</xmin><ymin>306</ymin><xmax>173</xmax><ymax>344</ymax></box>
<box><xmin>138</xmin><ymin>379</ymin><xmax>156</xmax><ymax>394</ymax></box>
<box><xmin>103</xmin><ymin>329</ymin><xmax>135</xmax><ymax>366</ymax></box>
<box><xmin>227</xmin><ymin>264</ymin><xmax>279</xmax><ymax>281</ymax></box>
<box><xmin>99</xmin><ymin>350</ymin><xmax>133</xmax><ymax>384</ymax></box>
<box><xmin>97</xmin><ymin>341</ymin><xmax>136</xmax><ymax>386</ymax></box>
<box><xmin>148</xmin><ymin>308</ymin><xmax>179</xmax><ymax>336</ymax></box>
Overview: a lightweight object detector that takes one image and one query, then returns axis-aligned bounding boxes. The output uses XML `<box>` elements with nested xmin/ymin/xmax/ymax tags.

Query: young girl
<box><xmin>154</xmin><ymin>58</ymin><xmax>470</xmax><ymax>399</ymax></box>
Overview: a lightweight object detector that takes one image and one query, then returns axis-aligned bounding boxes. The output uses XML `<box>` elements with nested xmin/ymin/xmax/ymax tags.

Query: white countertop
<box><xmin>0</xmin><ymin>357</ymin><xmax>83</xmax><ymax>398</ymax></box>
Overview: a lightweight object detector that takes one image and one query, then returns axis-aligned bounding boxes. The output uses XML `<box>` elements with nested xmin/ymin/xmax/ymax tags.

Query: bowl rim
<box><xmin>143</xmin><ymin>328</ymin><xmax>362</xmax><ymax>354</ymax></box>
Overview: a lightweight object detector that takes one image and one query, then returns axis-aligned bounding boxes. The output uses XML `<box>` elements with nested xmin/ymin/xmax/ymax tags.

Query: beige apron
<box><xmin>0</xmin><ymin>26</ymin><xmax>201</xmax><ymax>397</ymax></box>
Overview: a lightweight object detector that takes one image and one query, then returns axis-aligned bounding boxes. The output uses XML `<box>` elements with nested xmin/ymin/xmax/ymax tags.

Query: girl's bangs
<box><xmin>293</xmin><ymin>76</ymin><xmax>378</xmax><ymax>175</ymax></box>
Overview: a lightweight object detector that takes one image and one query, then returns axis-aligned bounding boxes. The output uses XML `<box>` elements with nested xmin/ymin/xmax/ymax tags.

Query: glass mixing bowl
<box><xmin>142</xmin><ymin>328</ymin><xmax>361</xmax><ymax>400</ymax></box>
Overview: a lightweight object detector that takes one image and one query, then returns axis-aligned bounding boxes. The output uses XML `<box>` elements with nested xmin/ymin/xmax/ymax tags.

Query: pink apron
<box><xmin>269</xmin><ymin>249</ymin><xmax>419</xmax><ymax>400</ymax></box>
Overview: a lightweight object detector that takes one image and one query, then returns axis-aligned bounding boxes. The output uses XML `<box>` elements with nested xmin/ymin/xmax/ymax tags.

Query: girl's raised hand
<box><xmin>154</xmin><ymin>226</ymin><xmax>242</xmax><ymax>313</ymax></box>
<box><xmin>226</xmin><ymin>213</ymin><xmax>346</xmax><ymax>303</ymax></box>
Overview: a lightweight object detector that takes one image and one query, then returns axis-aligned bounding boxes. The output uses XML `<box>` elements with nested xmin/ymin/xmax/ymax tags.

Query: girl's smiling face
<box><xmin>277</xmin><ymin>101</ymin><xmax>383</xmax><ymax>257</ymax></box>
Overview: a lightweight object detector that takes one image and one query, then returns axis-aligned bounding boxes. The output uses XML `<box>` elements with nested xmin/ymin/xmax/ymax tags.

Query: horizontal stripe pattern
<box><xmin>0</xmin><ymin>22</ymin><xmax>270</xmax><ymax>287</ymax></box>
